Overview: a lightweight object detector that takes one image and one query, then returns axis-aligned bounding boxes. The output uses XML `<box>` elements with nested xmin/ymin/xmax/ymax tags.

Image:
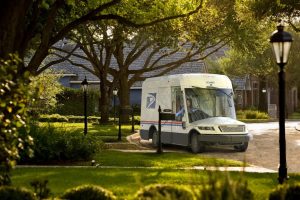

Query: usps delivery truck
<box><xmin>140</xmin><ymin>73</ymin><xmax>252</xmax><ymax>153</ymax></box>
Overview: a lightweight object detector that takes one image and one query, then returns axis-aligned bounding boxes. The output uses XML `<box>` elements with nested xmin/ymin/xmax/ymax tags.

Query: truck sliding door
<box><xmin>171</xmin><ymin>87</ymin><xmax>189</xmax><ymax>146</ymax></box>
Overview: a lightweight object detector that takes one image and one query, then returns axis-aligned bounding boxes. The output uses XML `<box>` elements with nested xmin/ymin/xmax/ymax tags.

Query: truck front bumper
<box><xmin>198</xmin><ymin>133</ymin><xmax>252</xmax><ymax>145</ymax></box>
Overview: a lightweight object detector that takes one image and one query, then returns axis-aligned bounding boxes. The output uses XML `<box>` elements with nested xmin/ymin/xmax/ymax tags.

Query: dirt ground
<box><xmin>130</xmin><ymin>127</ymin><xmax>300</xmax><ymax>173</ymax></box>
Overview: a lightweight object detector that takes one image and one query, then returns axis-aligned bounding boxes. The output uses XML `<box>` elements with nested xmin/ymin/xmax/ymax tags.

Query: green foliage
<box><xmin>39</xmin><ymin>114</ymin><xmax>69</xmax><ymax>122</ymax></box>
<box><xmin>134</xmin><ymin>184</ymin><xmax>194</xmax><ymax>200</ymax></box>
<box><xmin>29</xmin><ymin>70</ymin><xmax>63</xmax><ymax>115</ymax></box>
<box><xmin>19</xmin><ymin>124</ymin><xmax>104</xmax><ymax>164</ymax></box>
<box><xmin>30</xmin><ymin>179</ymin><xmax>51</xmax><ymax>200</ymax></box>
<box><xmin>61</xmin><ymin>185</ymin><xmax>116</xmax><ymax>200</ymax></box>
<box><xmin>53</xmin><ymin>87</ymin><xmax>99</xmax><ymax>116</ymax></box>
<box><xmin>237</xmin><ymin>110</ymin><xmax>269</xmax><ymax>119</ymax></box>
<box><xmin>269</xmin><ymin>183</ymin><xmax>300</xmax><ymax>200</ymax></box>
<box><xmin>0</xmin><ymin>186</ymin><xmax>37</xmax><ymax>200</ymax></box>
<box><xmin>195</xmin><ymin>172</ymin><xmax>253</xmax><ymax>200</ymax></box>
<box><xmin>39</xmin><ymin>114</ymin><xmax>101</xmax><ymax>123</ymax></box>
<box><xmin>0</xmin><ymin>54</ymin><xmax>33</xmax><ymax>185</ymax></box>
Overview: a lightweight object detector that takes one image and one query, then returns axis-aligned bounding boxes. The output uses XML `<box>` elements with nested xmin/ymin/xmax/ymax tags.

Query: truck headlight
<box><xmin>198</xmin><ymin>126</ymin><xmax>215</xmax><ymax>131</ymax></box>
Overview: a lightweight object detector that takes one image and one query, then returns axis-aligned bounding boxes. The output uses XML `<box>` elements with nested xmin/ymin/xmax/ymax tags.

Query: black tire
<box><xmin>152</xmin><ymin>130</ymin><xmax>158</xmax><ymax>147</ymax></box>
<box><xmin>190</xmin><ymin>132</ymin><xmax>205</xmax><ymax>153</ymax></box>
<box><xmin>234</xmin><ymin>142</ymin><xmax>248</xmax><ymax>152</ymax></box>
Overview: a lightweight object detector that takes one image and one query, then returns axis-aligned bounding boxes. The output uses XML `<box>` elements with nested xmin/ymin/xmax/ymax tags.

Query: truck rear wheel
<box><xmin>152</xmin><ymin>130</ymin><xmax>158</xmax><ymax>147</ymax></box>
<box><xmin>190</xmin><ymin>132</ymin><xmax>205</xmax><ymax>153</ymax></box>
<box><xmin>234</xmin><ymin>142</ymin><xmax>248</xmax><ymax>152</ymax></box>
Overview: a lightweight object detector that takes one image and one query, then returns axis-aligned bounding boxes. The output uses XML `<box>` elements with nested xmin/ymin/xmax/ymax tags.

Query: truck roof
<box><xmin>142</xmin><ymin>73</ymin><xmax>232</xmax><ymax>89</ymax></box>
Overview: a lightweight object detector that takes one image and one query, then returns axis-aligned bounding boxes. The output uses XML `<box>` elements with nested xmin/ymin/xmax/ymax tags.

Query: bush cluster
<box><xmin>134</xmin><ymin>184</ymin><xmax>193</xmax><ymax>200</ymax></box>
<box><xmin>196</xmin><ymin>173</ymin><xmax>253</xmax><ymax>200</ymax></box>
<box><xmin>52</xmin><ymin>88</ymin><xmax>100</xmax><ymax>116</ymax></box>
<box><xmin>269</xmin><ymin>183</ymin><xmax>300</xmax><ymax>200</ymax></box>
<box><xmin>0</xmin><ymin>186</ymin><xmax>37</xmax><ymax>200</ymax></box>
<box><xmin>0</xmin><ymin>54</ymin><xmax>33</xmax><ymax>185</ymax></box>
<box><xmin>237</xmin><ymin>110</ymin><xmax>269</xmax><ymax>119</ymax></box>
<box><xmin>61</xmin><ymin>185</ymin><xmax>116</xmax><ymax>200</ymax></box>
<box><xmin>19</xmin><ymin>124</ymin><xmax>104</xmax><ymax>164</ymax></box>
<box><xmin>3</xmin><ymin>181</ymin><xmax>300</xmax><ymax>199</ymax></box>
<box><xmin>39</xmin><ymin>114</ymin><xmax>141</xmax><ymax>124</ymax></box>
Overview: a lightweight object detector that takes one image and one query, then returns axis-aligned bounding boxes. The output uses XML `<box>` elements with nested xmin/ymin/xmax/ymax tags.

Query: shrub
<box><xmin>237</xmin><ymin>110</ymin><xmax>269</xmax><ymax>119</ymax></box>
<box><xmin>0</xmin><ymin>186</ymin><xmax>37</xmax><ymax>200</ymax></box>
<box><xmin>0</xmin><ymin>54</ymin><xmax>33</xmax><ymax>185</ymax></box>
<box><xmin>29</xmin><ymin>70</ymin><xmax>63</xmax><ymax>115</ymax></box>
<box><xmin>39</xmin><ymin>114</ymin><xmax>69</xmax><ymax>122</ymax></box>
<box><xmin>195</xmin><ymin>172</ymin><xmax>253</xmax><ymax>200</ymax></box>
<box><xmin>61</xmin><ymin>185</ymin><xmax>116</xmax><ymax>200</ymax></box>
<box><xmin>30</xmin><ymin>179</ymin><xmax>51</xmax><ymax>199</ymax></box>
<box><xmin>39</xmin><ymin>114</ymin><xmax>101</xmax><ymax>123</ymax></box>
<box><xmin>269</xmin><ymin>183</ymin><xmax>300</xmax><ymax>200</ymax></box>
<box><xmin>134</xmin><ymin>184</ymin><xmax>194</xmax><ymax>200</ymax></box>
<box><xmin>53</xmin><ymin>88</ymin><xmax>99</xmax><ymax>116</ymax></box>
<box><xmin>19</xmin><ymin>124</ymin><xmax>104</xmax><ymax>164</ymax></box>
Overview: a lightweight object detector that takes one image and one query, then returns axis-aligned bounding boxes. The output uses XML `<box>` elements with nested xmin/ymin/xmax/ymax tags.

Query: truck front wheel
<box><xmin>190</xmin><ymin>132</ymin><xmax>205</xmax><ymax>153</ymax></box>
<box><xmin>234</xmin><ymin>142</ymin><xmax>248</xmax><ymax>152</ymax></box>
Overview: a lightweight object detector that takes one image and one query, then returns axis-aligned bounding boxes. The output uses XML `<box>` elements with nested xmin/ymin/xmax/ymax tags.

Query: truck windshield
<box><xmin>184</xmin><ymin>87</ymin><xmax>236</xmax><ymax>122</ymax></box>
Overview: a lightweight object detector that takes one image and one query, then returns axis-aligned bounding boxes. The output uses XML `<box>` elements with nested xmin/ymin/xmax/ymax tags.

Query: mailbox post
<box><xmin>157</xmin><ymin>106</ymin><xmax>175</xmax><ymax>154</ymax></box>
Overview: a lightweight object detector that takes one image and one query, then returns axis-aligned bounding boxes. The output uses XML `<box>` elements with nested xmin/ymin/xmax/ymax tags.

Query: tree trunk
<box><xmin>119</xmin><ymin>75</ymin><xmax>131</xmax><ymax>122</ymax></box>
<box><xmin>0</xmin><ymin>1</ymin><xmax>33</xmax><ymax>61</ymax></box>
<box><xmin>99</xmin><ymin>80</ymin><xmax>110</xmax><ymax>124</ymax></box>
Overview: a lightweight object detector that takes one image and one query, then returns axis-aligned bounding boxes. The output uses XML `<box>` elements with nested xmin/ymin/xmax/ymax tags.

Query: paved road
<box><xmin>202</xmin><ymin>121</ymin><xmax>300</xmax><ymax>173</ymax></box>
<box><xmin>247</xmin><ymin>121</ymin><xmax>300</xmax><ymax>135</ymax></box>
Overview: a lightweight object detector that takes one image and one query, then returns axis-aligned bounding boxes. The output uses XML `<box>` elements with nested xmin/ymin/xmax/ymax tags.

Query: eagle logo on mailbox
<box><xmin>146</xmin><ymin>93</ymin><xmax>156</xmax><ymax>109</ymax></box>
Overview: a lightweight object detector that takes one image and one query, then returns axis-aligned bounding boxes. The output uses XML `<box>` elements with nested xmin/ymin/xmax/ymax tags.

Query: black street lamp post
<box><xmin>113</xmin><ymin>88</ymin><xmax>118</xmax><ymax>124</ymax></box>
<box><xmin>81</xmin><ymin>77</ymin><xmax>89</xmax><ymax>135</ymax></box>
<box><xmin>270</xmin><ymin>22</ymin><xmax>293</xmax><ymax>184</ymax></box>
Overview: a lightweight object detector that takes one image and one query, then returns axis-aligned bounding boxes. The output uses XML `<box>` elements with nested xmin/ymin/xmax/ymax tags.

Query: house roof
<box><xmin>47</xmin><ymin>41</ymin><xmax>250</xmax><ymax>90</ymax></box>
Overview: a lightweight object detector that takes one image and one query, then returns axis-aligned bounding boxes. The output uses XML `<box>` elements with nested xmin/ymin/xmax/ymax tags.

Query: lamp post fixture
<box><xmin>270</xmin><ymin>22</ymin><xmax>293</xmax><ymax>184</ymax></box>
<box><xmin>113</xmin><ymin>88</ymin><xmax>118</xmax><ymax>124</ymax></box>
<box><xmin>81</xmin><ymin>77</ymin><xmax>89</xmax><ymax>135</ymax></box>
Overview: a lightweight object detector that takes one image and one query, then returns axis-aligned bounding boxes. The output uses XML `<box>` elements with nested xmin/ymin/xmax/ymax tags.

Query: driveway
<box><xmin>202</xmin><ymin>121</ymin><xmax>300</xmax><ymax>173</ymax></box>
<box><xmin>132</xmin><ymin>121</ymin><xmax>300</xmax><ymax>172</ymax></box>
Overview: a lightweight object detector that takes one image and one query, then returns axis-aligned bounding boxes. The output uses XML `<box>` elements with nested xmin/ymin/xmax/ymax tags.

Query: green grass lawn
<box><xmin>90</xmin><ymin>150</ymin><xmax>244</xmax><ymax>168</ymax></box>
<box><xmin>39</xmin><ymin>122</ymin><xmax>139</xmax><ymax>142</ymax></box>
<box><xmin>12</xmin><ymin>167</ymin><xmax>300</xmax><ymax>200</ymax></box>
<box><xmin>13</xmin><ymin>150</ymin><xmax>300</xmax><ymax>199</ymax></box>
<box><xmin>14</xmin><ymin>122</ymin><xmax>300</xmax><ymax>199</ymax></box>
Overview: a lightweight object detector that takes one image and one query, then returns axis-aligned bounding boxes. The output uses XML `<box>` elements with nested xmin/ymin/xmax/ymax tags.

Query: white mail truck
<box><xmin>140</xmin><ymin>73</ymin><xmax>252</xmax><ymax>153</ymax></box>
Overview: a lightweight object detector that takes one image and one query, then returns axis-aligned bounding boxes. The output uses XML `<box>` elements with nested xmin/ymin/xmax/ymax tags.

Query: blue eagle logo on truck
<box><xmin>146</xmin><ymin>93</ymin><xmax>156</xmax><ymax>109</ymax></box>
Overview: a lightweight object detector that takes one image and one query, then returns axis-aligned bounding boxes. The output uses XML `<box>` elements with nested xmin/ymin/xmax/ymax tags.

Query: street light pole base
<box><xmin>278</xmin><ymin>166</ymin><xmax>288</xmax><ymax>184</ymax></box>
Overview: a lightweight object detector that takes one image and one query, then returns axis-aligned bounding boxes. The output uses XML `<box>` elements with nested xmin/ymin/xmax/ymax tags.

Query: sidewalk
<box><xmin>16</xmin><ymin>164</ymin><xmax>276</xmax><ymax>173</ymax></box>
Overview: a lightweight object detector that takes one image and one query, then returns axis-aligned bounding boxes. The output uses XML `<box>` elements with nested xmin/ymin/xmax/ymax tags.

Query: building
<box><xmin>49</xmin><ymin>42</ymin><xmax>298</xmax><ymax>117</ymax></box>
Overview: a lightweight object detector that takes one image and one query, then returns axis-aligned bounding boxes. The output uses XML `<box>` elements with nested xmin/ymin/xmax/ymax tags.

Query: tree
<box><xmin>213</xmin><ymin>21</ymin><xmax>300</xmax><ymax>112</ymax></box>
<box><xmin>248</xmin><ymin>0</ymin><xmax>300</xmax><ymax>32</ymax></box>
<box><xmin>0</xmin><ymin>0</ymin><xmax>203</xmax><ymax>184</ymax></box>
<box><xmin>0</xmin><ymin>0</ymin><xmax>203</xmax><ymax>75</ymax></box>
<box><xmin>0</xmin><ymin>55</ymin><xmax>33</xmax><ymax>185</ymax></box>
<box><xmin>29</xmin><ymin>70</ymin><xmax>63</xmax><ymax>115</ymax></box>
<box><xmin>50</xmin><ymin>0</ymin><xmax>258</xmax><ymax>122</ymax></box>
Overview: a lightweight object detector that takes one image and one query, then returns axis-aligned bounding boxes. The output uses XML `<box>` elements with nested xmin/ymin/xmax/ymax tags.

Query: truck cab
<box><xmin>140</xmin><ymin>73</ymin><xmax>252</xmax><ymax>153</ymax></box>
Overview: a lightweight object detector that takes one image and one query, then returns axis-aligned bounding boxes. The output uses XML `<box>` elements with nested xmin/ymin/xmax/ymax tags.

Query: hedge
<box><xmin>19</xmin><ymin>124</ymin><xmax>104</xmax><ymax>164</ymax></box>
<box><xmin>52</xmin><ymin>87</ymin><xmax>100</xmax><ymax>116</ymax></box>
<box><xmin>61</xmin><ymin>185</ymin><xmax>116</xmax><ymax>200</ymax></box>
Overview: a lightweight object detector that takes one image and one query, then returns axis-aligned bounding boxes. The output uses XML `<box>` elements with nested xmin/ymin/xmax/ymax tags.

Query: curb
<box><xmin>16</xmin><ymin>165</ymin><xmax>276</xmax><ymax>173</ymax></box>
